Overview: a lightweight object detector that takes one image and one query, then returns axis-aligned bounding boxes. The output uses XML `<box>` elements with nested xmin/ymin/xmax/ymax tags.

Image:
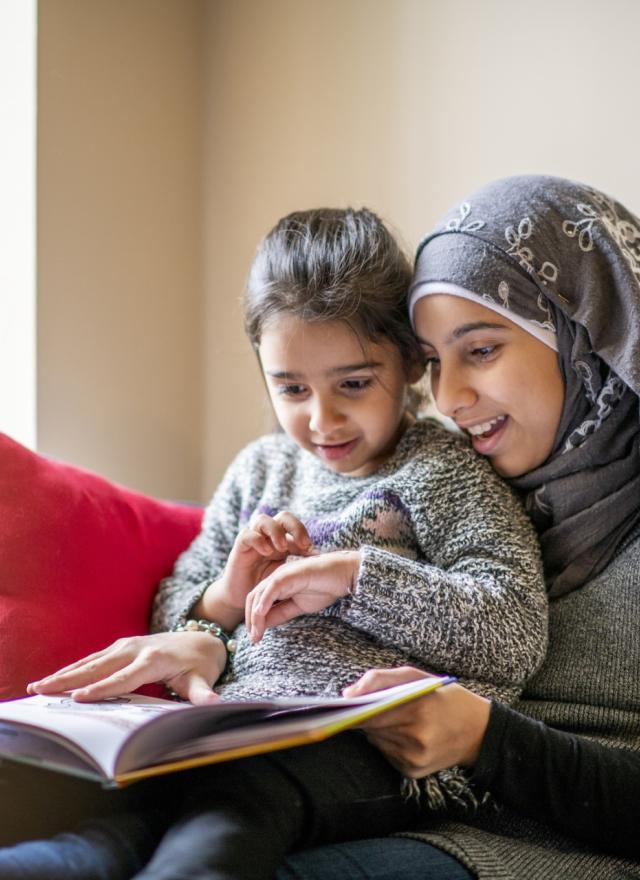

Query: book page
<box><xmin>0</xmin><ymin>693</ymin><xmax>183</xmax><ymax>778</ymax></box>
<box><xmin>0</xmin><ymin>676</ymin><xmax>454</xmax><ymax>782</ymax></box>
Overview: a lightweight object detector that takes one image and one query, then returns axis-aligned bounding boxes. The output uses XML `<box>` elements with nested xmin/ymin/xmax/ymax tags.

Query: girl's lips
<box><xmin>469</xmin><ymin>416</ymin><xmax>509</xmax><ymax>456</ymax></box>
<box><xmin>314</xmin><ymin>438</ymin><xmax>359</xmax><ymax>461</ymax></box>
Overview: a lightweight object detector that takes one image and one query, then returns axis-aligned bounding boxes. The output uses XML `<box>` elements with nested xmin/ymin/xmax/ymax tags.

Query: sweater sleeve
<box><xmin>473</xmin><ymin>701</ymin><xmax>640</xmax><ymax>860</ymax></box>
<box><xmin>149</xmin><ymin>447</ymin><xmax>252</xmax><ymax>633</ymax></box>
<box><xmin>337</xmin><ymin>433</ymin><xmax>548</xmax><ymax>695</ymax></box>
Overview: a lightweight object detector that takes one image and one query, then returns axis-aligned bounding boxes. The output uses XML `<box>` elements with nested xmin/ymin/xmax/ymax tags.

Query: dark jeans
<box><xmin>279</xmin><ymin>838</ymin><xmax>474</xmax><ymax>879</ymax></box>
<box><xmin>0</xmin><ymin>732</ymin><xmax>471</xmax><ymax>880</ymax></box>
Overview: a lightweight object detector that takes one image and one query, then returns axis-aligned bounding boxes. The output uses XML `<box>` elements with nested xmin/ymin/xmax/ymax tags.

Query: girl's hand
<box><xmin>198</xmin><ymin>512</ymin><xmax>315</xmax><ymax>626</ymax></box>
<box><xmin>343</xmin><ymin>667</ymin><xmax>491</xmax><ymax>777</ymax></box>
<box><xmin>26</xmin><ymin>632</ymin><xmax>227</xmax><ymax>705</ymax></box>
<box><xmin>245</xmin><ymin>550</ymin><xmax>361</xmax><ymax>643</ymax></box>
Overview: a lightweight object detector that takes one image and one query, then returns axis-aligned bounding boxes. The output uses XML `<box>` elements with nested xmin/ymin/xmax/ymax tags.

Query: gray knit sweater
<box><xmin>400</xmin><ymin>524</ymin><xmax>640</xmax><ymax>879</ymax></box>
<box><xmin>152</xmin><ymin>419</ymin><xmax>547</xmax><ymax>705</ymax></box>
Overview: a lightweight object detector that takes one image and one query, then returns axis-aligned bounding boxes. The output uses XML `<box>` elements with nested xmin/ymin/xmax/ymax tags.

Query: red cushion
<box><xmin>0</xmin><ymin>433</ymin><xmax>204</xmax><ymax>700</ymax></box>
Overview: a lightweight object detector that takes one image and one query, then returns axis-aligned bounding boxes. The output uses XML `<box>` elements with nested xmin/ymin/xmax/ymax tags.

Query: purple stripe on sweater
<box><xmin>240</xmin><ymin>504</ymin><xmax>278</xmax><ymax>524</ymax></box>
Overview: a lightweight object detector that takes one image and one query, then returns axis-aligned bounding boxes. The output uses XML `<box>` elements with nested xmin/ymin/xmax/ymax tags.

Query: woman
<box><xmin>279</xmin><ymin>174</ymin><xmax>640</xmax><ymax>879</ymax></box>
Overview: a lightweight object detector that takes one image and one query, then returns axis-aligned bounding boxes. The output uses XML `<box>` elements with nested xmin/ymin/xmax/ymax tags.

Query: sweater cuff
<box><xmin>471</xmin><ymin>699</ymin><xmax>512</xmax><ymax>790</ymax></box>
<box><xmin>340</xmin><ymin>544</ymin><xmax>420</xmax><ymax>646</ymax></box>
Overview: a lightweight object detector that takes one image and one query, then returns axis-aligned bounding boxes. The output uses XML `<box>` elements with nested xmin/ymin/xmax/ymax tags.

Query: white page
<box><xmin>0</xmin><ymin>677</ymin><xmax>452</xmax><ymax>778</ymax></box>
<box><xmin>0</xmin><ymin>693</ymin><xmax>184</xmax><ymax>777</ymax></box>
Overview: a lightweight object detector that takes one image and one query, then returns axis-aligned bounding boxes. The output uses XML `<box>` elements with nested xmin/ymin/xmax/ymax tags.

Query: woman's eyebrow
<box><xmin>451</xmin><ymin>321</ymin><xmax>508</xmax><ymax>340</ymax></box>
<box><xmin>419</xmin><ymin>321</ymin><xmax>508</xmax><ymax>348</ymax></box>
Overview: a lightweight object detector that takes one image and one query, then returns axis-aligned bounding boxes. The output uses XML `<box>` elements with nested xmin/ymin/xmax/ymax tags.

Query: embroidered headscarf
<box><xmin>410</xmin><ymin>175</ymin><xmax>640</xmax><ymax>597</ymax></box>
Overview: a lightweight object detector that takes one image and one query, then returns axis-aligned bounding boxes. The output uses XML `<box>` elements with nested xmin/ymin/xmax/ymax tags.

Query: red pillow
<box><xmin>0</xmin><ymin>433</ymin><xmax>204</xmax><ymax>700</ymax></box>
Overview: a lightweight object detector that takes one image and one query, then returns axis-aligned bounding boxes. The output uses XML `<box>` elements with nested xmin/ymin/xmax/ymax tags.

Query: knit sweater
<box><xmin>152</xmin><ymin>419</ymin><xmax>547</xmax><ymax>705</ymax></box>
<box><xmin>400</xmin><ymin>523</ymin><xmax>640</xmax><ymax>878</ymax></box>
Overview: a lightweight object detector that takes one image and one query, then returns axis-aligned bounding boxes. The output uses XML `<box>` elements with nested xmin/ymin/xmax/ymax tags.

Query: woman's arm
<box><xmin>475</xmin><ymin>700</ymin><xmax>640</xmax><ymax>860</ymax></box>
<box><xmin>348</xmin><ymin>667</ymin><xmax>640</xmax><ymax>861</ymax></box>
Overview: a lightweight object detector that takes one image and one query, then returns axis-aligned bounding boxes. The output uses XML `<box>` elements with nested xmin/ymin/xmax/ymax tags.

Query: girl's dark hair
<box><xmin>244</xmin><ymin>207</ymin><xmax>423</xmax><ymax>375</ymax></box>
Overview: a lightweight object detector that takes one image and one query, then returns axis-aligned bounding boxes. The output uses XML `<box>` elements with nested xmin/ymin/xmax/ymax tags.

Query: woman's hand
<box><xmin>245</xmin><ymin>550</ymin><xmax>361</xmax><ymax>642</ymax></box>
<box><xmin>196</xmin><ymin>512</ymin><xmax>315</xmax><ymax>628</ymax></box>
<box><xmin>344</xmin><ymin>667</ymin><xmax>491</xmax><ymax>777</ymax></box>
<box><xmin>26</xmin><ymin>632</ymin><xmax>227</xmax><ymax>705</ymax></box>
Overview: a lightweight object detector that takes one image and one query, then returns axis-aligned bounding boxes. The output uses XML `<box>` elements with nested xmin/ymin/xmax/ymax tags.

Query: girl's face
<box><xmin>259</xmin><ymin>315</ymin><xmax>420</xmax><ymax>477</ymax></box>
<box><xmin>413</xmin><ymin>294</ymin><xmax>565</xmax><ymax>478</ymax></box>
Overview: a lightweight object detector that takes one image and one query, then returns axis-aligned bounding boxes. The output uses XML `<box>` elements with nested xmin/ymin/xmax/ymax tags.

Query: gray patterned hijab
<box><xmin>412</xmin><ymin>175</ymin><xmax>640</xmax><ymax>596</ymax></box>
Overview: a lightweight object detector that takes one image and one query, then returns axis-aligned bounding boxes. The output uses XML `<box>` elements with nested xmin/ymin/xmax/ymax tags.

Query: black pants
<box><xmin>0</xmin><ymin>733</ymin><xmax>426</xmax><ymax>880</ymax></box>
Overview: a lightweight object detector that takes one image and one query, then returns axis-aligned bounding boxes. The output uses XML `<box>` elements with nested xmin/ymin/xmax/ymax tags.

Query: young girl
<box><xmin>12</xmin><ymin>208</ymin><xmax>547</xmax><ymax>880</ymax></box>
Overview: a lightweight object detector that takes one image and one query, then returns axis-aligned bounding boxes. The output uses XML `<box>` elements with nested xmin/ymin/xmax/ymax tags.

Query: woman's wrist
<box><xmin>457</xmin><ymin>690</ymin><xmax>492</xmax><ymax>767</ymax></box>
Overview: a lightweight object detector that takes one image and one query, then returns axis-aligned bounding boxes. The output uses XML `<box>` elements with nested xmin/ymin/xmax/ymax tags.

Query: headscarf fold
<box><xmin>412</xmin><ymin>175</ymin><xmax>640</xmax><ymax>596</ymax></box>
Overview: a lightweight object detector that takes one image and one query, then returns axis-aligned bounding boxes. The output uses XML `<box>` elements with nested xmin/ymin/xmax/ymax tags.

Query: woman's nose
<box><xmin>432</xmin><ymin>366</ymin><xmax>478</xmax><ymax>419</ymax></box>
<box><xmin>309</xmin><ymin>396</ymin><xmax>343</xmax><ymax>435</ymax></box>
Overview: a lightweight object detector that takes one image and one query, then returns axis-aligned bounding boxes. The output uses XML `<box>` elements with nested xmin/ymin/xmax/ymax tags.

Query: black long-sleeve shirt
<box><xmin>474</xmin><ymin>700</ymin><xmax>640</xmax><ymax>861</ymax></box>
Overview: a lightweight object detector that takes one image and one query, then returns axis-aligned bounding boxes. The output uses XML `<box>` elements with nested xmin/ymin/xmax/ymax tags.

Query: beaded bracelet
<box><xmin>174</xmin><ymin>618</ymin><xmax>237</xmax><ymax>656</ymax></box>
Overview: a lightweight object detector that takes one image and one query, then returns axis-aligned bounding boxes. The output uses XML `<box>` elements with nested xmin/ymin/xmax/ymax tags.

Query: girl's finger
<box><xmin>245</xmin><ymin>585</ymin><xmax>259</xmax><ymax>637</ymax></box>
<box><xmin>250</xmin><ymin>515</ymin><xmax>288</xmax><ymax>553</ymax></box>
<box><xmin>237</xmin><ymin>527</ymin><xmax>273</xmax><ymax>557</ymax></box>
<box><xmin>31</xmin><ymin>651</ymin><xmax>137</xmax><ymax>695</ymax></box>
<box><xmin>179</xmin><ymin>672</ymin><xmax>221</xmax><ymax>706</ymax></box>
<box><xmin>273</xmin><ymin>511</ymin><xmax>313</xmax><ymax>553</ymax></box>
<box><xmin>70</xmin><ymin>654</ymin><xmax>163</xmax><ymax>701</ymax></box>
<box><xmin>260</xmin><ymin>600</ymin><xmax>300</xmax><ymax>633</ymax></box>
<box><xmin>27</xmin><ymin>646</ymin><xmax>116</xmax><ymax>690</ymax></box>
<box><xmin>248</xmin><ymin>577</ymin><xmax>289</xmax><ymax>641</ymax></box>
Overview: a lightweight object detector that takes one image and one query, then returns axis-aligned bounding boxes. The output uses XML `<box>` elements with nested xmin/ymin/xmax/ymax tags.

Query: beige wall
<box><xmin>37</xmin><ymin>0</ymin><xmax>203</xmax><ymax>500</ymax></box>
<box><xmin>36</xmin><ymin>0</ymin><xmax>640</xmax><ymax>500</ymax></box>
<box><xmin>199</xmin><ymin>0</ymin><xmax>640</xmax><ymax>495</ymax></box>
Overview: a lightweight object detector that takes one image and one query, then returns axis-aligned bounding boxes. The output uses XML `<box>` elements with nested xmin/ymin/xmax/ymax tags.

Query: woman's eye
<box><xmin>470</xmin><ymin>345</ymin><xmax>499</xmax><ymax>360</ymax></box>
<box><xmin>342</xmin><ymin>378</ymin><xmax>372</xmax><ymax>392</ymax></box>
<box><xmin>423</xmin><ymin>355</ymin><xmax>440</xmax><ymax>367</ymax></box>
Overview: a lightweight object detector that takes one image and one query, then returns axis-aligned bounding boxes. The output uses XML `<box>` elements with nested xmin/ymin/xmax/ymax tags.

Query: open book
<box><xmin>0</xmin><ymin>676</ymin><xmax>454</xmax><ymax>788</ymax></box>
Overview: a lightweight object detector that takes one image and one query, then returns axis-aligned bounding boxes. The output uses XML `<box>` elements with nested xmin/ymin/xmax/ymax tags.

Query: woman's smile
<box><xmin>464</xmin><ymin>414</ymin><xmax>509</xmax><ymax>453</ymax></box>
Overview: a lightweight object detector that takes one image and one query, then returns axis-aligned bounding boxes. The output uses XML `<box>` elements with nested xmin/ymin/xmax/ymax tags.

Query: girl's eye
<box><xmin>342</xmin><ymin>378</ymin><xmax>372</xmax><ymax>392</ymax></box>
<box><xmin>277</xmin><ymin>384</ymin><xmax>307</xmax><ymax>397</ymax></box>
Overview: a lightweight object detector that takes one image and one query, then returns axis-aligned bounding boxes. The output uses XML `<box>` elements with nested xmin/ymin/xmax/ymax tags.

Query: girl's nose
<box><xmin>432</xmin><ymin>366</ymin><xmax>478</xmax><ymax>419</ymax></box>
<box><xmin>309</xmin><ymin>396</ymin><xmax>344</xmax><ymax>435</ymax></box>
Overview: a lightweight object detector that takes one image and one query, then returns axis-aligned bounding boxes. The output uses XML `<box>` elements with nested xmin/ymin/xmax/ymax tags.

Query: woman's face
<box><xmin>413</xmin><ymin>294</ymin><xmax>565</xmax><ymax>478</ymax></box>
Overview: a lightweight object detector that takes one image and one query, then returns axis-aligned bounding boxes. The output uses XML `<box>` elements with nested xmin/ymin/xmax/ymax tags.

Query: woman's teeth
<box><xmin>467</xmin><ymin>416</ymin><xmax>507</xmax><ymax>438</ymax></box>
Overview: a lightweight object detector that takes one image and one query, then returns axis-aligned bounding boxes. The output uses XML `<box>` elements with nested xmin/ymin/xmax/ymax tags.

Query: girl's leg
<box><xmin>133</xmin><ymin>732</ymin><xmax>426</xmax><ymax>880</ymax></box>
<box><xmin>0</xmin><ymin>761</ymin><xmax>126</xmax><ymax>845</ymax></box>
<box><xmin>278</xmin><ymin>838</ymin><xmax>475</xmax><ymax>880</ymax></box>
<box><xmin>0</xmin><ymin>772</ymin><xmax>177</xmax><ymax>880</ymax></box>
<box><xmin>0</xmin><ymin>812</ymin><xmax>160</xmax><ymax>880</ymax></box>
